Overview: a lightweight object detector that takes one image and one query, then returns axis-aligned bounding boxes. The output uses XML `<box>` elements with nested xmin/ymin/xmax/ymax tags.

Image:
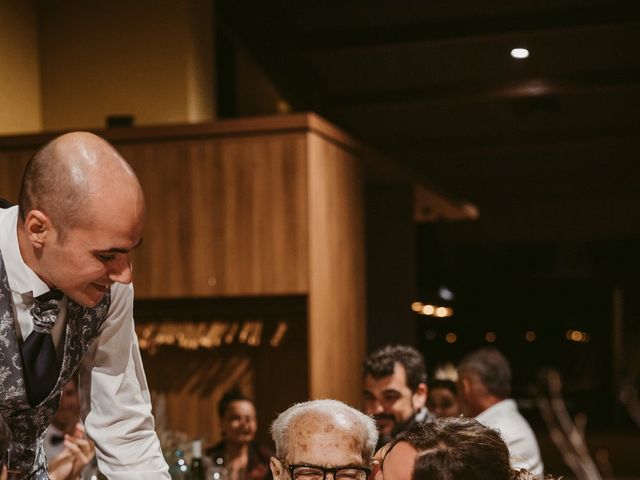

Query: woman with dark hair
<box><xmin>206</xmin><ymin>390</ymin><xmax>272</xmax><ymax>480</ymax></box>
<box><xmin>374</xmin><ymin>417</ymin><xmax>543</xmax><ymax>480</ymax></box>
<box><xmin>426</xmin><ymin>379</ymin><xmax>460</xmax><ymax>418</ymax></box>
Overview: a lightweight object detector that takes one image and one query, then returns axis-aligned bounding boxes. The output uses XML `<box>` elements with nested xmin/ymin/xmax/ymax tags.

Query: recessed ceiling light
<box><xmin>511</xmin><ymin>48</ymin><xmax>529</xmax><ymax>59</ymax></box>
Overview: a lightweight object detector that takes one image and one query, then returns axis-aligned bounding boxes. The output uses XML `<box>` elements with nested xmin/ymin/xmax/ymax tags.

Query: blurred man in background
<box><xmin>457</xmin><ymin>347</ymin><xmax>544</xmax><ymax>477</ymax></box>
<box><xmin>363</xmin><ymin>345</ymin><xmax>430</xmax><ymax>448</ymax></box>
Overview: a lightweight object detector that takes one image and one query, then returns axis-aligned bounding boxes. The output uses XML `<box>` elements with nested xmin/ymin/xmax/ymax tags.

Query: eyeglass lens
<box><xmin>293</xmin><ymin>467</ymin><xmax>368</xmax><ymax>480</ymax></box>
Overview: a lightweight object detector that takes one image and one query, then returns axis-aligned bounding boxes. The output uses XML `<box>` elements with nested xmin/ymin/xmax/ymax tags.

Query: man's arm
<box><xmin>78</xmin><ymin>283</ymin><xmax>170</xmax><ymax>479</ymax></box>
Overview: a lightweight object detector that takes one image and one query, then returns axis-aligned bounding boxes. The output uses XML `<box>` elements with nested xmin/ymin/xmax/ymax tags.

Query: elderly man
<box><xmin>0</xmin><ymin>132</ymin><xmax>169</xmax><ymax>478</ymax></box>
<box><xmin>363</xmin><ymin>345</ymin><xmax>429</xmax><ymax>448</ymax></box>
<box><xmin>269</xmin><ymin>400</ymin><xmax>378</xmax><ymax>480</ymax></box>
<box><xmin>457</xmin><ymin>348</ymin><xmax>544</xmax><ymax>477</ymax></box>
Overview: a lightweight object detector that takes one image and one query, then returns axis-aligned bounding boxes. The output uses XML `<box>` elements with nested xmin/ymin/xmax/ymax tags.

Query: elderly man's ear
<box><xmin>369</xmin><ymin>459</ymin><xmax>381</xmax><ymax>480</ymax></box>
<box><xmin>270</xmin><ymin>457</ymin><xmax>284</xmax><ymax>480</ymax></box>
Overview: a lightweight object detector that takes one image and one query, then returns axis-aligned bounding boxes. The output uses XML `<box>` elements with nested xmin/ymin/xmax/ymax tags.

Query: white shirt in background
<box><xmin>476</xmin><ymin>398</ymin><xmax>544</xmax><ymax>477</ymax></box>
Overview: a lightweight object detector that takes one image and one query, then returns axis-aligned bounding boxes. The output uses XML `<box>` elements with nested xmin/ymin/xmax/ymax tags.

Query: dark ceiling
<box><xmin>217</xmin><ymin>1</ymin><xmax>640</xmax><ymax>244</ymax></box>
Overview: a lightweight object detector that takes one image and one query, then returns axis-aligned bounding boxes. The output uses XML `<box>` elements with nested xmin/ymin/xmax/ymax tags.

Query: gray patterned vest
<box><xmin>0</xmin><ymin>250</ymin><xmax>110</xmax><ymax>479</ymax></box>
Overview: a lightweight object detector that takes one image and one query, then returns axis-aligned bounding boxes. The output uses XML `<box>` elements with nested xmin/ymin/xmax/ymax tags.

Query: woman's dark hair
<box><xmin>217</xmin><ymin>389</ymin><xmax>253</xmax><ymax>419</ymax></box>
<box><xmin>399</xmin><ymin>417</ymin><xmax>514</xmax><ymax>480</ymax></box>
<box><xmin>0</xmin><ymin>414</ymin><xmax>11</xmax><ymax>470</ymax></box>
<box><xmin>427</xmin><ymin>378</ymin><xmax>457</xmax><ymax>395</ymax></box>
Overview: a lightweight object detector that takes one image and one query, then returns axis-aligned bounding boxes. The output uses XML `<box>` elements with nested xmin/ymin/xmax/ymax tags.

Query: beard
<box><xmin>373</xmin><ymin>411</ymin><xmax>419</xmax><ymax>446</ymax></box>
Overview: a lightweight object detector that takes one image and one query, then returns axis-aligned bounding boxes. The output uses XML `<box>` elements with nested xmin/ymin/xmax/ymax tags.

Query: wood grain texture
<box><xmin>0</xmin><ymin>151</ymin><xmax>32</xmax><ymax>203</ymax></box>
<box><xmin>119</xmin><ymin>133</ymin><xmax>309</xmax><ymax>297</ymax></box>
<box><xmin>306</xmin><ymin>132</ymin><xmax>367</xmax><ymax>406</ymax></box>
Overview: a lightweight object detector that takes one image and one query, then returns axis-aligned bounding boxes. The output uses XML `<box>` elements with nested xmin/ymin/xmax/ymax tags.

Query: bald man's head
<box><xmin>16</xmin><ymin>132</ymin><xmax>145</xmax><ymax>305</ymax></box>
<box><xmin>19</xmin><ymin>132</ymin><xmax>143</xmax><ymax>241</ymax></box>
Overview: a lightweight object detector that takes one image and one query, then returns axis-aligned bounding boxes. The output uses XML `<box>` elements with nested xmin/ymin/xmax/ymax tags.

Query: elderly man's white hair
<box><xmin>271</xmin><ymin>399</ymin><xmax>378</xmax><ymax>463</ymax></box>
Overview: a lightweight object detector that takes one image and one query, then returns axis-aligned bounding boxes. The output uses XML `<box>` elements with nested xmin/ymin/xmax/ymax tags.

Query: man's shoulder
<box><xmin>100</xmin><ymin>282</ymin><xmax>134</xmax><ymax>318</ymax></box>
<box><xmin>478</xmin><ymin>399</ymin><xmax>536</xmax><ymax>440</ymax></box>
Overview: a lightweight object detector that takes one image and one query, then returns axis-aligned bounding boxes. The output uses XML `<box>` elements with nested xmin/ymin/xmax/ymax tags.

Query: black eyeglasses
<box><xmin>281</xmin><ymin>460</ymin><xmax>371</xmax><ymax>480</ymax></box>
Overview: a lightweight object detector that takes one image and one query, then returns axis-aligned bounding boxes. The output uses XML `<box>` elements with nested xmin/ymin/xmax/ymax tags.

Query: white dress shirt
<box><xmin>0</xmin><ymin>206</ymin><xmax>170</xmax><ymax>479</ymax></box>
<box><xmin>475</xmin><ymin>398</ymin><xmax>544</xmax><ymax>477</ymax></box>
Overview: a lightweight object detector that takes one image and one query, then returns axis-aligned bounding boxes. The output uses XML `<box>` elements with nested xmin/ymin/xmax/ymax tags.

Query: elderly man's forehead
<box><xmin>287</xmin><ymin>413</ymin><xmax>365</xmax><ymax>455</ymax></box>
<box><xmin>291</xmin><ymin>410</ymin><xmax>356</xmax><ymax>429</ymax></box>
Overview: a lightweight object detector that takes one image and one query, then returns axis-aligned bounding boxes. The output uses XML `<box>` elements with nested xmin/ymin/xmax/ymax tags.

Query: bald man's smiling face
<box><xmin>29</xmin><ymin>185</ymin><xmax>144</xmax><ymax>307</ymax></box>
<box><xmin>17</xmin><ymin>131</ymin><xmax>146</xmax><ymax>307</ymax></box>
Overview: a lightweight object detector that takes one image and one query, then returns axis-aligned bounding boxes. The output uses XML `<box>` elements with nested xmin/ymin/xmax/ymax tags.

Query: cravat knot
<box><xmin>22</xmin><ymin>289</ymin><xmax>64</xmax><ymax>406</ymax></box>
<box><xmin>30</xmin><ymin>290</ymin><xmax>63</xmax><ymax>334</ymax></box>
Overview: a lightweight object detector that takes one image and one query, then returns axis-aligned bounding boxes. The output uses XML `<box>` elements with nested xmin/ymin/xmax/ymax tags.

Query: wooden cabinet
<box><xmin>120</xmin><ymin>133</ymin><xmax>310</xmax><ymax>297</ymax></box>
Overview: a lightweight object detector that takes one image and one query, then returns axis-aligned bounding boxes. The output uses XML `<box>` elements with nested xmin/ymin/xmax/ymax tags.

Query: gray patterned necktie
<box><xmin>21</xmin><ymin>289</ymin><xmax>64</xmax><ymax>407</ymax></box>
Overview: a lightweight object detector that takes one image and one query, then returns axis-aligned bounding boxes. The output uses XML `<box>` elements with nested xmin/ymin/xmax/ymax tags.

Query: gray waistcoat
<box><xmin>0</xmin><ymin>251</ymin><xmax>110</xmax><ymax>479</ymax></box>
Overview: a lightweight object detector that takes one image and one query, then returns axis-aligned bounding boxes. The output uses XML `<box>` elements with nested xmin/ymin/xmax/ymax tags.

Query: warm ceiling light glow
<box><xmin>511</xmin><ymin>47</ymin><xmax>529</xmax><ymax>59</ymax></box>
<box><xmin>566</xmin><ymin>329</ymin><xmax>590</xmax><ymax>343</ymax></box>
<box><xmin>485</xmin><ymin>331</ymin><xmax>496</xmax><ymax>343</ymax></box>
<box><xmin>445</xmin><ymin>332</ymin><xmax>457</xmax><ymax>343</ymax></box>
<box><xmin>411</xmin><ymin>302</ymin><xmax>424</xmax><ymax>312</ymax></box>
<box><xmin>422</xmin><ymin>304</ymin><xmax>435</xmax><ymax>315</ymax></box>
<box><xmin>525</xmin><ymin>331</ymin><xmax>537</xmax><ymax>342</ymax></box>
<box><xmin>435</xmin><ymin>306</ymin><xmax>448</xmax><ymax>317</ymax></box>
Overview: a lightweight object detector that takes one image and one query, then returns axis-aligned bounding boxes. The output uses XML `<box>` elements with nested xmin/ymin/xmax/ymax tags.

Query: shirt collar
<box><xmin>0</xmin><ymin>206</ymin><xmax>51</xmax><ymax>297</ymax></box>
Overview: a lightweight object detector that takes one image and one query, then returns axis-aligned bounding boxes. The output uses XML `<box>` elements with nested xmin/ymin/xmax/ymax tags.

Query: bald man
<box><xmin>0</xmin><ymin>132</ymin><xmax>169</xmax><ymax>478</ymax></box>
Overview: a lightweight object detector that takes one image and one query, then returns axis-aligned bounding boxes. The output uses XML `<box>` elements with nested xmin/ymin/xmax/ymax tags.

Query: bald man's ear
<box><xmin>412</xmin><ymin>382</ymin><xmax>428</xmax><ymax>410</ymax></box>
<box><xmin>270</xmin><ymin>457</ymin><xmax>284</xmax><ymax>480</ymax></box>
<box><xmin>23</xmin><ymin>210</ymin><xmax>53</xmax><ymax>247</ymax></box>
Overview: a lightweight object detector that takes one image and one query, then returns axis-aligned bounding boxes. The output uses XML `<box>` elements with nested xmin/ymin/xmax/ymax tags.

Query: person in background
<box><xmin>425</xmin><ymin>379</ymin><xmax>460</xmax><ymax>418</ymax></box>
<box><xmin>457</xmin><ymin>348</ymin><xmax>544</xmax><ymax>477</ymax></box>
<box><xmin>363</xmin><ymin>345</ymin><xmax>430</xmax><ymax>448</ymax></box>
<box><xmin>269</xmin><ymin>399</ymin><xmax>378</xmax><ymax>480</ymax></box>
<box><xmin>44</xmin><ymin>377</ymin><xmax>96</xmax><ymax>480</ymax></box>
<box><xmin>206</xmin><ymin>390</ymin><xmax>272</xmax><ymax>480</ymax></box>
<box><xmin>373</xmin><ymin>417</ymin><xmax>541</xmax><ymax>480</ymax></box>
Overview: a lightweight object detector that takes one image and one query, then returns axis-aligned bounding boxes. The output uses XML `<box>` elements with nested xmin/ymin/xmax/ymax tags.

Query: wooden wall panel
<box><xmin>144</xmin><ymin>350</ymin><xmax>255</xmax><ymax>446</ymax></box>
<box><xmin>119</xmin><ymin>133</ymin><xmax>309</xmax><ymax>297</ymax></box>
<box><xmin>133</xmin><ymin>296</ymin><xmax>308</xmax><ymax>446</ymax></box>
<box><xmin>0</xmin><ymin>151</ymin><xmax>32</xmax><ymax>203</ymax></box>
<box><xmin>306</xmin><ymin>132</ymin><xmax>366</xmax><ymax>407</ymax></box>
